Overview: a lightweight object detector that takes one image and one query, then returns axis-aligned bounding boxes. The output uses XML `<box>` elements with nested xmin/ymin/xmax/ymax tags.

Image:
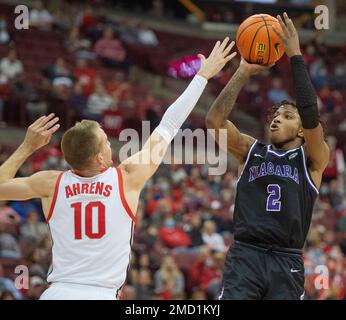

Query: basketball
<box><xmin>236</xmin><ymin>14</ymin><xmax>285</xmax><ymax>65</ymax></box>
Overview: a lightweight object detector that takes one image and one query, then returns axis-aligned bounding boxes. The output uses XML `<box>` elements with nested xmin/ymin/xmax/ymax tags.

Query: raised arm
<box><xmin>119</xmin><ymin>37</ymin><xmax>237</xmax><ymax>191</ymax></box>
<box><xmin>206</xmin><ymin>58</ymin><xmax>272</xmax><ymax>162</ymax></box>
<box><xmin>275</xmin><ymin>13</ymin><xmax>329</xmax><ymax>186</ymax></box>
<box><xmin>0</xmin><ymin>114</ymin><xmax>61</xmax><ymax>201</ymax></box>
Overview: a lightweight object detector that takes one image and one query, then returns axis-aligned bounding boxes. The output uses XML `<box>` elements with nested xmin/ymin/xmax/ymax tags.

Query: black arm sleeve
<box><xmin>290</xmin><ymin>55</ymin><xmax>319</xmax><ymax>129</ymax></box>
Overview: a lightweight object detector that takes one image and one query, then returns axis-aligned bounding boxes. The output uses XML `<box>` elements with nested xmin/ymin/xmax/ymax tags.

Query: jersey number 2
<box><xmin>266</xmin><ymin>184</ymin><xmax>281</xmax><ymax>212</ymax></box>
<box><xmin>71</xmin><ymin>201</ymin><xmax>105</xmax><ymax>239</ymax></box>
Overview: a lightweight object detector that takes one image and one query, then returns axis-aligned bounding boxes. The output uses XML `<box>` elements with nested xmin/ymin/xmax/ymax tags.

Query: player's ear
<box><xmin>95</xmin><ymin>152</ymin><xmax>104</xmax><ymax>165</ymax></box>
<box><xmin>297</xmin><ymin>127</ymin><xmax>304</xmax><ymax>139</ymax></box>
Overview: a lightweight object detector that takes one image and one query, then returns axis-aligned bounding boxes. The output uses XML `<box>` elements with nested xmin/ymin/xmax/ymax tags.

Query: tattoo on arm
<box><xmin>206</xmin><ymin>68</ymin><xmax>249</xmax><ymax>127</ymax></box>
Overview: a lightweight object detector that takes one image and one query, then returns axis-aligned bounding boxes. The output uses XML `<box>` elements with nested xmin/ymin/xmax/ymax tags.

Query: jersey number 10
<box><xmin>71</xmin><ymin>201</ymin><xmax>106</xmax><ymax>239</ymax></box>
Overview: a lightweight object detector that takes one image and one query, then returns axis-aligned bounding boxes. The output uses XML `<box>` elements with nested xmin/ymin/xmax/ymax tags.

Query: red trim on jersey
<box><xmin>120</xmin><ymin>286</ymin><xmax>125</xmax><ymax>300</ymax></box>
<box><xmin>115</xmin><ymin>285</ymin><xmax>125</xmax><ymax>300</ymax></box>
<box><xmin>115</xmin><ymin>167</ymin><xmax>137</xmax><ymax>223</ymax></box>
<box><xmin>46</xmin><ymin>172</ymin><xmax>64</xmax><ymax>223</ymax></box>
<box><xmin>71</xmin><ymin>167</ymin><xmax>109</xmax><ymax>177</ymax></box>
<box><xmin>71</xmin><ymin>170</ymin><xmax>82</xmax><ymax>177</ymax></box>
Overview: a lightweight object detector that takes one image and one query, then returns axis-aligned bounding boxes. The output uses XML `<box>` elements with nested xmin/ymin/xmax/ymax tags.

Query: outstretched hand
<box><xmin>23</xmin><ymin>113</ymin><xmax>60</xmax><ymax>152</ymax></box>
<box><xmin>197</xmin><ymin>37</ymin><xmax>237</xmax><ymax>80</ymax></box>
<box><xmin>273</xmin><ymin>12</ymin><xmax>301</xmax><ymax>58</ymax></box>
<box><xmin>238</xmin><ymin>57</ymin><xmax>274</xmax><ymax>77</ymax></box>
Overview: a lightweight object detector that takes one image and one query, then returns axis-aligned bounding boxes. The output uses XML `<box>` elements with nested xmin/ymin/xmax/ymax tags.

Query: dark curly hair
<box><xmin>268</xmin><ymin>100</ymin><xmax>326</xmax><ymax>131</ymax></box>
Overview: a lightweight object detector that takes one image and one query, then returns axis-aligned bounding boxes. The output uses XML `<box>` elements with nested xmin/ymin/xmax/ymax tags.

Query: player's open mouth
<box><xmin>270</xmin><ymin>124</ymin><xmax>279</xmax><ymax>132</ymax></box>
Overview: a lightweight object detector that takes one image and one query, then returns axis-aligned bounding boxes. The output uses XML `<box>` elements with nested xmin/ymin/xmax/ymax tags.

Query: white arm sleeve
<box><xmin>153</xmin><ymin>74</ymin><xmax>208</xmax><ymax>143</ymax></box>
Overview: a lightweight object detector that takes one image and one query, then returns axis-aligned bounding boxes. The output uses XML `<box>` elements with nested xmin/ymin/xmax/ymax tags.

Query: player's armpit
<box><xmin>0</xmin><ymin>170</ymin><xmax>61</xmax><ymax>201</ymax></box>
<box><xmin>303</xmin><ymin>124</ymin><xmax>330</xmax><ymax>173</ymax></box>
<box><xmin>118</xmin><ymin>131</ymin><xmax>169</xmax><ymax>191</ymax></box>
<box><xmin>207</xmin><ymin>119</ymin><xmax>255</xmax><ymax>163</ymax></box>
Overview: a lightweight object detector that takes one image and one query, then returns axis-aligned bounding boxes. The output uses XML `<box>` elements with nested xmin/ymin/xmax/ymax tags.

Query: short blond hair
<box><xmin>61</xmin><ymin>120</ymin><xmax>102</xmax><ymax>170</ymax></box>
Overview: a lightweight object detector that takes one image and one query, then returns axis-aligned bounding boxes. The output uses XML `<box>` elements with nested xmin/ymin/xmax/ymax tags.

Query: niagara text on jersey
<box><xmin>234</xmin><ymin>141</ymin><xmax>318</xmax><ymax>249</ymax></box>
<box><xmin>46</xmin><ymin>167</ymin><xmax>136</xmax><ymax>292</ymax></box>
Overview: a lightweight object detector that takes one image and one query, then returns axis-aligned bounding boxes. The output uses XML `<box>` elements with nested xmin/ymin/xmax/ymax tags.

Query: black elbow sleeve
<box><xmin>290</xmin><ymin>55</ymin><xmax>319</xmax><ymax>129</ymax></box>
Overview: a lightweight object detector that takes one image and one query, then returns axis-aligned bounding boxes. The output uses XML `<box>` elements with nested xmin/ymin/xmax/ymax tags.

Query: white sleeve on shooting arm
<box><xmin>153</xmin><ymin>74</ymin><xmax>208</xmax><ymax>143</ymax></box>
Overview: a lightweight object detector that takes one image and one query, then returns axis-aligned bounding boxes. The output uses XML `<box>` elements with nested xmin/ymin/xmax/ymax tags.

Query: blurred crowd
<box><xmin>0</xmin><ymin>0</ymin><xmax>346</xmax><ymax>300</ymax></box>
<box><xmin>0</xmin><ymin>0</ymin><xmax>164</xmax><ymax>131</ymax></box>
<box><xmin>105</xmin><ymin>0</ymin><xmax>345</xmax><ymax>29</ymax></box>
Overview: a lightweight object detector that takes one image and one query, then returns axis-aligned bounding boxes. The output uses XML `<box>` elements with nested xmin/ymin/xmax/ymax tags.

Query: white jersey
<box><xmin>45</xmin><ymin>167</ymin><xmax>136</xmax><ymax>296</ymax></box>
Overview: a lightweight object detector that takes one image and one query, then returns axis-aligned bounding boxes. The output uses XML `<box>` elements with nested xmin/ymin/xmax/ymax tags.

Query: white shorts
<box><xmin>40</xmin><ymin>282</ymin><xmax>119</xmax><ymax>300</ymax></box>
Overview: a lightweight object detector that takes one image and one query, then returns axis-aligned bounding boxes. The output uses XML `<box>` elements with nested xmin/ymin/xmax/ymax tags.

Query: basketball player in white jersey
<box><xmin>0</xmin><ymin>38</ymin><xmax>237</xmax><ymax>300</ymax></box>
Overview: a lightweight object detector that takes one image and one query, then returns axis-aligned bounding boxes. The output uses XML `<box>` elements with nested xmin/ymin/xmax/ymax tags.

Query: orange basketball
<box><xmin>236</xmin><ymin>14</ymin><xmax>285</xmax><ymax>65</ymax></box>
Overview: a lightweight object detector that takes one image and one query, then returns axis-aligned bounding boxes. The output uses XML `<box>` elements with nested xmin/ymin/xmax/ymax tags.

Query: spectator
<box><xmin>0</xmin><ymin>15</ymin><xmax>10</xmax><ymax>45</ymax></box>
<box><xmin>27</xmin><ymin>246</ymin><xmax>49</xmax><ymax>280</ymax></box>
<box><xmin>205</xmin><ymin>251</ymin><xmax>224</xmax><ymax>299</ymax></box>
<box><xmin>146</xmin><ymin>104</ymin><xmax>161</xmax><ymax>132</ymax></box>
<box><xmin>76</xmin><ymin>5</ymin><xmax>97</xmax><ymax>35</ymax></box>
<box><xmin>310</xmin><ymin>57</ymin><xmax>328</xmax><ymax>88</ymax></box>
<box><xmin>306</xmin><ymin>227</ymin><xmax>326</xmax><ymax>266</ymax></box>
<box><xmin>68</xmin><ymin>82</ymin><xmax>88</xmax><ymax>121</ymax></box>
<box><xmin>26</xmin><ymin>276</ymin><xmax>46</xmax><ymax>300</ymax></box>
<box><xmin>190</xmin><ymin>247</ymin><xmax>219</xmax><ymax>293</ymax></box>
<box><xmin>123</xmin><ymin>285</ymin><xmax>136</xmax><ymax>299</ymax></box>
<box><xmin>0</xmin><ymin>263</ymin><xmax>22</xmax><ymax>300</ymax></box>
<box><xmin>105</xmin><ymin>72</ymin><xmax>130</xmax><ymax>102</ymax></box>
<box><xmin>73</xmin><ymin>59</ymin><xmax>96</xmax><ymax>96</ymax></box>
<box><xmin>0</xmin><ymin>222</ymin><xmax>21</xmax><ymax>259</ymax></box>
<box><xmin>85</xmin><ymin>79</ymin><xmax>114</xmax><ymax>120</ymax></box>
<box><xmin>135</xmin><ymin>269</ymin><xmax>154</xmax><ymax>300</ymax></box>
<box><xmin>0</xmin><ymin>290</ymin><xmax>15</xmax><ymax>300</ymax></box>
<box><xmin>137</xmin><ymin>22</ymin><xmax>159</xmax><ymax>47</ymax></box>
<box><xmin>201</xmin><ymin>220</ymin><xmax>225</xmax><ymax>252</ymax></box>
<box><xmin>327</xmin><ymin>180</ymin><xmax>343</xmax><ymax>211</ymax></box>
<box><xmin>323</xmin><ymin>136</ymin><xmax>345</xmax><ymax>192</ymax></box>
<box><xmin>94</xmin><ymin>27</ymin><xmax>130</xmax><ymax>71</ymax></box>
<box><xmin>118</xmin><ymin>18</ymin><xmax>139</xmax><ymax>44</ymax></box>
<box><xmin>26</xmin><ymin>91</ymin><xmax>48</xmax><ymax>122</ymax></box>
<box><xmin>186</xmin><ymin>213</ymin><xmax>204</xmax><ymax>248</ymax></box>
<box><xmin>65</xmin><ymin>26</ymin><xmax>95</xmax><ymax>59</ymax></box>
<box><xmin>143</xmin><ymin>224</ymin><xmax>160</xmax><ymax>250</ymax></box>
<box><xmin>319</xmin><ymin>86</ymin><xmax>343</xmax><ymax>113</ymax></box>
<box><xmin>9</xmin><ymin>201</ymin><xmax>39</xmax><ymax>223</ymax></box>
<box><xmin>267</xmin><ymin>78</ymin><xmax>290</xmax><ymax>104</ymax></box>
<box><xmin>0</xmin><ymin>49</ymin><xmax>24</xmax><ymax>83</ymax></box>
<box><xmin>20</xmin><ymin>211</ymin><xmax>48</xmax><ymax>243</ymax></box>
<box><xmin>159</xmin><ymin>215</ymin><xmax>191</xmax><ymax>249</ymax></box>
<box><xmin>154</xmin><ymin>255</ymin><xmax>185</xmax><ymax>298</ymax></box>
<box><xmin>138</xmin><ymin>253</ymin><xmax>151</xmax><ymax>270</ymax></box>
<box><xmin>191</xmin><ymin>289</ymin><xmax>207</xmax><ymax>300</ymax></box>
<box><xmin>0</xmin><ymin>201</ymin><xmax>21</xmax><ymax>226</ymax></box>
<box><xmin>51</xmin><ymin>5</ymin><xmax>71</xmax><ymax>31</ymax></box>
<box><xmin>30</xmin><ymin>0</ymin><xmax>54</xmax><ymax>30</ymax></box>
<box><xmin>42</xmin><ymin>57</ymin><xmax>74</xmax><ymax>86</ymax></box>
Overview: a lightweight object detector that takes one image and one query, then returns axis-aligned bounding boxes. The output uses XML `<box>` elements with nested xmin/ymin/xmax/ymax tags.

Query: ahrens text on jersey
<box><xmin>65</xmin><ymin>182</ymin><xmax>113</xmax><ymax>198</ymax></box>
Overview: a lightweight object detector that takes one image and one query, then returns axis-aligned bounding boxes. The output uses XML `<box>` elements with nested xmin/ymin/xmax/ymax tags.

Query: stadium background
<box><xmin>0</xmin><ymin>0</ymin><xmax>345</xmax><ymax>300</ymax></box>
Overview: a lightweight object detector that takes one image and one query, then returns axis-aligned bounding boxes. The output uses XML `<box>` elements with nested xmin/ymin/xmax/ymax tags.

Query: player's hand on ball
<box><xmin>197</xmin><ymin>37</ymin><xmax>237</xmax><ymax>80</ymax></box>
<box><xmin>238</xmin><ymin>57</ymin><xmax>274</xmax><ymax>77</ymax></box>
<box><xmin>23</xmin><ymin>113</ymin><xmax>60</xmax><ymax>152</ymax></box>
<box><xmin>274</xmin><ymin>12</ymin><xmax>301</xmax><ymax>58</ymax></box>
